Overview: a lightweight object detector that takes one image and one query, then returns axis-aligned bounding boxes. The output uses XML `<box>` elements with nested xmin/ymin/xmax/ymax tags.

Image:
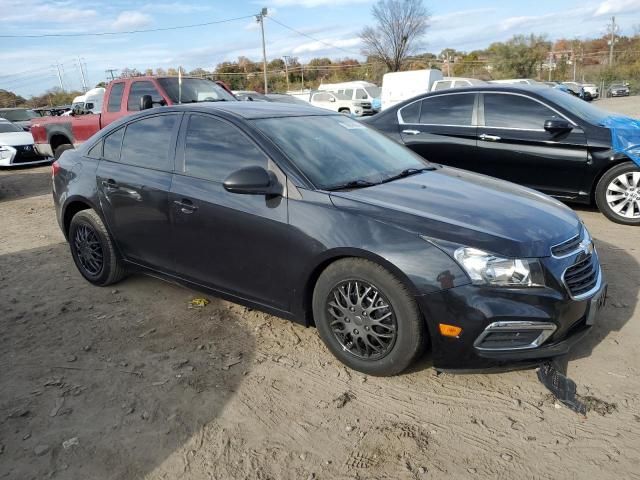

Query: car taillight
<box><xmin>52</xmin><ymin>161</ymin><xmax>61</xmax><ymax>177</ymax></box>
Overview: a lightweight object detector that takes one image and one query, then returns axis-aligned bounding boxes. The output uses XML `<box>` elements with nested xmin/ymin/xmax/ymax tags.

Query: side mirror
<box><xmin>223</xmin><ymin>166</ymin><xmax>281</xmax><ymax>195</ymax></box>
<box><xmin>140</xmin><ymin>94</ymin><xmax>154</xmax><ymax>110</ymax></box>
<box><xmin>544</xmin><ymin>119</ymin><xmax>572</xmax><ymax>133</ymax></box>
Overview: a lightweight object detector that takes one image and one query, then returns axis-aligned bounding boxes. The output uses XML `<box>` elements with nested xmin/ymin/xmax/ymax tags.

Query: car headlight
<box><xmin>454</xmin><ymin>247</ymin><xmax>545</xmax><ymax>287</ymax></box>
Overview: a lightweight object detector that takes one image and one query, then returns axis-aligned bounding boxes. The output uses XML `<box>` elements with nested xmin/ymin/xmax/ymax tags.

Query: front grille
<box><xmin>563</xmin><ymin>253</ymin><xmax>599</xmax><ymax>298</ymax></box>
<box><xmin>12</xmin><ymin>145</ymin><xmax>47</xmax><ymax>164</ymax></box>
<box><xmin>551</xmin><ymin>233</ymin><xmax>581</xmax><ymax>257</ymax></box>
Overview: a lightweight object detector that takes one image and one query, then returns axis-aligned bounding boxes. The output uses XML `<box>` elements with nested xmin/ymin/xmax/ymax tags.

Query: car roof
<box><xmin>163</xmin><ymin>101</ymin><xmax>336</xmax><ymax>119</ymax></box>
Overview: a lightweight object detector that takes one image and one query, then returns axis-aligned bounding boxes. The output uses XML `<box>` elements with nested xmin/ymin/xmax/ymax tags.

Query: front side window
<box><xmin>127</xmin><ymin>81</ymin><xmax>163</xmax><ymax>111</ymax></box>
<box><xmin>183</xmin><ymin>114</ymin><xmax>267</xmax><ymax>182</ymax></box>
<box><xmin>252</xmin><ymin>115</ymin><xmax>428</xmax><ymax>190</ymax></box>
<box><xmin>103</xmin><ymin>128</ymin><xmax>124</xmax><ymax>161</ymax></box>
<box><xmin>120</xmin><ymin>115</ymin><xmax>178</xmax><ymax>170</ymax></box>
<box><xmin>313</xmin><ymin>93</ymin><xmax>330</xmax><ymax>102</ymax></box>
<box><xmin>107</xmin><ymin>83</ymin><xmax>124</xmax><ymax>112</ymax></box>
<box><xmin>484</xmin><ymin>94</ymin><xmax>561</xmax><ymax>129</ymax></box>
<box><xmin>419</xmin><ymin>93</ymin><xmax>475</xmax><ymax>126</ymax></box>
<box><xmin>356</xmin><ymin>89</ymin><xmax>368</xmax><ymax>99</ymax></box>
<box><xmin>157</xmin><ymin>78</ymin><xmax>236</xmax><ymax>103</ymax></box>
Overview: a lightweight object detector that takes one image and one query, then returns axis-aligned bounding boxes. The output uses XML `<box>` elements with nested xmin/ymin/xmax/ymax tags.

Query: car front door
<box><xmin>398</xmin><ymin>92</ymin><xmax>478</xmax><ymax>169</ymax></box>
<box><xmin>96</xmin><ymin>113</ymin><xmax>180</xmax><ymax>271</ymax></box>
<box><xmin>476</xmin><ymin>92</ymin><xmax>588</xmax><ymax>198</ymax></box>
<box><xmin>169</xmin><ymin>113</ymin><xmax>291</xmax><ymax>311</ymax></box>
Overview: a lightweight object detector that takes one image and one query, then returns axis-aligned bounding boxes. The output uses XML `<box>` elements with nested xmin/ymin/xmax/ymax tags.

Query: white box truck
<box><xmin>381</xmin><ymin>69</ymin><xmax>443</xmax><ymax>111</ymax></box>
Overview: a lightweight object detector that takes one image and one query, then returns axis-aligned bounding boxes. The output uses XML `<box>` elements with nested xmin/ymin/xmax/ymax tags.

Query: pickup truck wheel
<box><xmin>595</xmin><ymin>161</ymin><xmax>640</xmax><ymax>226</ymax></box>
<box><xmin>54</xmin><ymin>144</ymin><xmax>74</xmax><ymax>160</ymax></box>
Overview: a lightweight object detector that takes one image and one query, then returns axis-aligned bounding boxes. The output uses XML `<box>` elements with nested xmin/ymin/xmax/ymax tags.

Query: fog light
<box><xmin>439</xmin><ymin>323</ymin><xmax>462</xmax><ymax>338</ymax></box>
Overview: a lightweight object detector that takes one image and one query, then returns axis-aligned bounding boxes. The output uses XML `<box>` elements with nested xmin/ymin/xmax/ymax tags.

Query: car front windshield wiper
<box><xmin>380</xmin><ymin>166</ymin><xmax>435</xmax><ymax>184</ymax></box>
<box><xmin>325</xmin><ymin>179</ymin><xmax>378</xmax><ymax>191</ymax></box>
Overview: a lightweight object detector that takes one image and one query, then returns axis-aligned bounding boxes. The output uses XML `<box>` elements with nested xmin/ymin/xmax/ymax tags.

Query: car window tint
<box><xmin>484</xmin><ymin>94</ymin><xmax>561</xmax><ymax>129</ymax></box>
<box><xmin>127</xmin><ymin>81</ymin><xmax>163</xmax><ymax>111</ymax></box>
<box><xmin>107</xmin><ymin>83</ymin><xmax>124</xmax><ymax>112</ymax></box>
<box><xmin>419</xmin><ymin>94</ymin><xmax>474</xmax><ymax>125</ymax></box>
<box><xmin>87</xmin><ymin>140</ymin><xmax>103</xmax><ymax>159</ymax></box>
<box><xmin>183</xmin><ymin>114</ymin><xmax>267</xmax><ymax>182</ymax></box>
<box><xmin>103</xmin><ymin>128</ymin><xmax>124</xmax><ymax>161</ymax></box>
<box><xmin>399</xmin><ymin>101</ymin><xmax>420</xmax><ymax>123</ymax></box>
<box><xmin>120</xmin><ymin>115</ymin><xmax>178</xmax><ymax>170</ymax></box>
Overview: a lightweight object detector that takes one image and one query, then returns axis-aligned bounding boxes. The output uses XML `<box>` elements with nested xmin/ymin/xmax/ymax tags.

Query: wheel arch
<box><xmin>61</xmin><ymin>196</ymin><xmax>101</xmax><ymax>239</ymax></box>
<box><xmin>49</xmin><ymin>133</ymin><xmax>73</xmax><ymax>153</ymax></box>
<box><xmin>299</xmin><ymin>248</ymin><xmax>422</xmax><ymax>327</ymax></box>
<box><xmin>590</xmin><ymin>157</ymin><xmax>637</xmax><ymax>203</ymax></box>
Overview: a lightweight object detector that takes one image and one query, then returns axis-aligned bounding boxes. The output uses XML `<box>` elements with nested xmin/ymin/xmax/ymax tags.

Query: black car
<box><xmin>364</xmin><ymin>85</ymin><xmax>640</xmax><ymax>226</ymax></box>
<box><xmin>52</xmin><ymin>102</ymin><xmax>606</xmax><ymax>376</ymax></box>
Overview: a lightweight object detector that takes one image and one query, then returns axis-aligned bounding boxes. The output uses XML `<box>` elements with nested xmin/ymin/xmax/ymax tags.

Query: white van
<box><xmin>431</xmin><ymin>77</ymin><xmax>487</xmax><ymax>91</ymax></box>
<box><xmin>318</xmin><ymin>81</ymin><xmax>381</xmax><ymax>107</ymax></box>
<box><xmin>381</xmin><ymin>69</ymin><xmax>443</xmax><ymax>110</ymax></box>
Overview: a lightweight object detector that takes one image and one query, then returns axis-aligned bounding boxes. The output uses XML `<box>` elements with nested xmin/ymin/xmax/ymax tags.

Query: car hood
<box><xmin>0</xmin><ymin>131</ymin><xmax>34</xmax><ymax>147</ymax></box>
<box><xmin>329</xmin><ymin>167</ymin><xmax>581</xmax><ymax>258</ymax></box>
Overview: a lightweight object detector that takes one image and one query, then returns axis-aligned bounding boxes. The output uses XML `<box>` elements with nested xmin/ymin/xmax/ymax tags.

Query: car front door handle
<box><xmin>174</xmin><ymin>199</ymin><xmax>198</xmax><ymax>214</ymax></box>
<box><xmin>402</xmin><ymin>129</ymin><xmax>421</xmax><ymax>135</ymax></box>
<box><xmin>479</xmin><ymin>134</ymin><xmax>502</xmax><ymax>142</ymax></box>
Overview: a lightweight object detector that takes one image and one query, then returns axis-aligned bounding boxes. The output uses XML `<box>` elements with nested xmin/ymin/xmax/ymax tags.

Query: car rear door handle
<box><xmin>402</xmin><ymin>129</ymin><xmax>421</xmax><ymax>135</ymax></box>
<box><xmin>174</xmin><ymin>199</ymin><xmax>198</xmax><ymax>214</ymax></box>
<box><xmin>101</xmin><ymin>179</ymin><xmax>118</xmax><ymax>190</ymax></box>
<box><xmin>479</xmin><ymin>134</ymin><xmax>501</xmax><ymax>142</ymax></box>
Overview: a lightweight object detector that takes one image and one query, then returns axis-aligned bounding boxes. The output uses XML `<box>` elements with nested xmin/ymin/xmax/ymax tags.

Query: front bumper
<box><xmin>416</xmin><ymin>263</ymin><xmax>606</xmax><ymax>371</ymax></box>
<box><xmin>0</xmin><ymin>144</ymin><xmax>52</xmax><ymax>167</ymax></box>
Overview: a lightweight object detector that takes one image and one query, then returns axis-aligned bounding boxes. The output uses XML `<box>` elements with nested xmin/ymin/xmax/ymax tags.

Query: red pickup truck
<box><xmin>31</xmin><ymin>76</ymin><xmax>236</xmax><ymax>159</ymax></box>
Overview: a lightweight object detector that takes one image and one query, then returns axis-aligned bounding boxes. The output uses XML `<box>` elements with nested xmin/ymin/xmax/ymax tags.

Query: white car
<box><xmin>582</xmin><ymin>84</ymin><xmax>599</xmax><ymax>98</ymax></box>
<box><xmin>431</xmin><ymin>77</ymin><xmax>487</xmax><ymax>91</ymax></box>
<box><xmin>309</xmin><ymin>91</ymin><xmax>373</xmax><ymax>116</ymax></box>
<box><xmin>0</xmin><ymin>119</ymin><xmax>51</xmax><ymax>167</ymax></box>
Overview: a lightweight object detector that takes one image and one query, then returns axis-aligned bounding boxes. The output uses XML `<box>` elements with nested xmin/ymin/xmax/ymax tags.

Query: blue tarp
<box><xmin>600</xmin><ymin>115</ymin><xmax>640</xmax><ymax>167</ymax></box>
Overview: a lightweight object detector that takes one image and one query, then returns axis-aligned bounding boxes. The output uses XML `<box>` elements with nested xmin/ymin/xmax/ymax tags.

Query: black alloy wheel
<box><xmin>73</xmin><ymin>223</ymin><xmax>104</xmax><ymax>276</ymax></box>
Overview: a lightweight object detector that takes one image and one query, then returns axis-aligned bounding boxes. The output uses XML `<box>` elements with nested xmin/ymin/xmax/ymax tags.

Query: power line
<box><xmin>266</xmin><ymin>17</ymin><xmax>361</xmax><ymax>57</ymax></box>
<box><xmin>0</xmin><ymin>14</ymin><xmax>256</xmax><ymax>38</ymax></box>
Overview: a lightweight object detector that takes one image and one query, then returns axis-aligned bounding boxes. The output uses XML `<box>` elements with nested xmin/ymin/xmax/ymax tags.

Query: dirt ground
<box><xmin>1</xmin><ymin>99</ymin><xmax>640</xmax><ymax>480</ymax></box>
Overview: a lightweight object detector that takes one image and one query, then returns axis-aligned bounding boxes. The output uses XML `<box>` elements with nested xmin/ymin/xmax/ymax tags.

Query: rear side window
<box><xmin>127</xmin><ymin>81</ymin><xmax>163</xmax><ymax>111</ymax></box>
<box><xmin>312</xmin><ymin>92</ymin><xmax>331</xmax><ymax>102</ymax></box>
<box><xmin>183</xmin><ymin>114</ymin><xmax>267</xmax><ymax>182</ymax></box>
<box><xmin>120</xmin><ymin>115</ymin><xmax>178</xmax><ymax>170</ymax></box>
<box><xmin>484</xmin><ymin>94</ymin><xmax>561</xmax><ymax>129</ymax></box>
<box><xmin>103</xmin><ymin>128</ymin><xmax>124</xmax><ymax>161</ymax></box>
<box><xmin>86</xmin><ymin>140</ymin><xmax>103</xmax><ymax>159</ymax></box>
<box><xmin>107</xmin><ymin>83</ymin><xmax>124</xmax><ymax>112</ymax></box>
<box><xmin>399</xmin><ymin>101</ymin><xmax>420</xmax><ymax>123</ymax></box>
<box><xmin>419</xmin><ymin>94</ymin><xmax>475</xmax><ymax>126</ymax></box>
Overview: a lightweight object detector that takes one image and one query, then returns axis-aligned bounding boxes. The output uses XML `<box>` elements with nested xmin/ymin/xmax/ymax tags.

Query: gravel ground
<box><xmin>0</xmin><ymin>97</ymin><xmax>639</xmax><ymax>479</ymax></box>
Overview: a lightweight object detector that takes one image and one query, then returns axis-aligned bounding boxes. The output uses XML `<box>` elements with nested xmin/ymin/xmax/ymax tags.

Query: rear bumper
<box><xmin>416</xmin><ymin>277</ymin><xmax>606</xmax><ymax>371</ymax></box>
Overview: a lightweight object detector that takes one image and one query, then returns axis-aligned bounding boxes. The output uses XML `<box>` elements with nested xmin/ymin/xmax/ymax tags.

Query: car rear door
<box><xmin>476</xmin><ymin>92</ymin><xmax>588</xmax><ymax>198</ymax></box>
<box><xmin>96</xmin><ymin>113</ymin><xmax>181</xmax><ymax>271</ymax></box>
<box><xmin>398</xmin><ymin>92</ymin><xmax>478</xmax><ymax>169</ymax></box>
<box><xmin>169</xmin><ymin>113</ymin><xmax>291</xmax><ymax>311</ymax></box>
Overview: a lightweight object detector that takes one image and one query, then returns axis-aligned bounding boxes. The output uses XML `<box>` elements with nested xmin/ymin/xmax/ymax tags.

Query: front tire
<box><xmin>69</xmin><ymin>209</ymin><xmax>126</xmax><ymax>285</ymax></box>
<box><xmin>595</xmin><ymin>161</ymin><xmax>640</xmax><ymax>226</ymax></box>
<box><xmin>312</xmin><ymin>258</ymin><xmax>425</xmax><ymax>376</ymax></box>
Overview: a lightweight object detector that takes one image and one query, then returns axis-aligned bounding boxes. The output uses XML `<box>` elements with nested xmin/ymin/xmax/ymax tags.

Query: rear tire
<box><xmin>595</xmin><ymin>161</ymin><xmax>640</xmax><ymax>226</ymax></box>
<box><xmin>69</xmin><ymin>209</ymin><xmax>126</xmax><ymax>286</ymax></box>
<box><xmin>54</xmin><ymin>143</ymin><xmax>73</xmax><ymax>160</ymax></box>
<box><xmin>338</xmin><ymin>108</ymin><xmax>351</xmax><ymax>115</ymax></box>
<box><xmin>312</xmin><ymin>258</ymin><xmax>425</xmax><ymax>376</ymax></box>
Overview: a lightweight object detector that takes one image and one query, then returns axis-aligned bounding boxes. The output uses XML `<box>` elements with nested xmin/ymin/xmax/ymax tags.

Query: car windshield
<box><xmin>539</xmin><ymin>88</ymin><xmax>612</xmax><ymax>125</ymax></box>
<box><xmin>0</xmin><ymin>121</ymin><xmax>22</xmax><ymax>133</ymax></box>
<box><xmin>365</xmin><ymin>86</ymin><xmax>381</xmax><ymax>98</ymax></box>
<box><xmin>0</xmin><ymin>109</ymin><xmax>37</xmax><ymax>122</ymax></box>
<box><xmin>252</xmin><ymin>115</ymin><xmax>429</xmax><ymax>190</ymax></box>
<box><xmin>610</xmin><ymin>84</ymin><xmax>624</xmax><ymax>88</ymax></box>
<box><xmin>157</xmin><ymin>78</ymin><xmax>236</xmax><ymax>103</ymax></box>
<box><xmin>265</xmin><ymin>94</ymin><xmax>307</xmax><ymax>105</ymax></box>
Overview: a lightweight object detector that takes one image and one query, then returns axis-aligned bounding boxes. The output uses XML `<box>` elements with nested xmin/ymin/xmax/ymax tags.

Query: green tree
<box><xmin>488</xmin><ymin>34</ymin><xmax>550</xmax><ymax>78</ymax></box>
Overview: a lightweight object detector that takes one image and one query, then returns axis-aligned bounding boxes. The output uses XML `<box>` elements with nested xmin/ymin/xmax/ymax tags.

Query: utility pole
<box><xmin>572</xmin><ymin>50</ymin><xmax>576</xmax><ymax>82</ymax></box>
<box><xmin>607</xmin><ymin>16</ymin><xmax>617</xmax><ymax>66</ymax></box>
<box><xmin>105</xmin><ymin>69</ymin><xmax>118</xmax><ymax>81</ymax></box>
<box><xmin>283</xmin><ymin>55</ymin><xmax>290</xmax><ymax>92</ymax></box>
<box><xmin>256</xmin><ymin>7</ymin><xmax>268</xmax><ymax>94</ymax></box>
<box><xmin>77</xmin><ymin>57</ymin><xmax>87</xmax><ymax>92</ymax></box>
<box><xmin>52</xmin><ymin>64</ymin><xmax>65</xmax><ymax>91</ymax></box>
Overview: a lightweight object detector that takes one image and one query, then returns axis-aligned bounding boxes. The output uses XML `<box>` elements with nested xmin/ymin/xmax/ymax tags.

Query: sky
<box><xmin>1</xmin><ymin>0</ymin><xmax>639</xmax><ymax>97</ymax></box>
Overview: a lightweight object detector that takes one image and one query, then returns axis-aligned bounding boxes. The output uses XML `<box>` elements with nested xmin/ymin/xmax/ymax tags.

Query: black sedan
<box><xmin>52</xmin><ymin>102</ymin><xmax>605</xmax><ymax>376</ymax></box>
<box><xmin>364</xmin><ymin>85</ymin><xmax>640</xmax><ymax>226</ymax></box>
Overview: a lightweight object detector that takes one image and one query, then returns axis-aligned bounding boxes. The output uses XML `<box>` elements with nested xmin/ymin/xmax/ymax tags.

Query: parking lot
<box><xmin>0</xmin><ymin>98</ymin><xmax>639</xmax><ymax>480</ymax></box>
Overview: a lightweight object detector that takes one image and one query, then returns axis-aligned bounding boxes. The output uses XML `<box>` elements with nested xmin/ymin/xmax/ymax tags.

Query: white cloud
<box><xmin>110</xmin><ymin>11</ymin><xmax>153</xmax><ymax>31</ymax></box>
<box><xmin>593</xmin><ymin>0</ymin><xmax>640</xmax><ymax>16</ymax></box>
<box><xmin>291</xmin><ymin>36</ymin><xmax>361</xmax><ymax>54</ymax></box>
<box><xmin>265</xmin><ymin>0</ymin><xmax>370</xmax><ymax>7</ymax></box>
